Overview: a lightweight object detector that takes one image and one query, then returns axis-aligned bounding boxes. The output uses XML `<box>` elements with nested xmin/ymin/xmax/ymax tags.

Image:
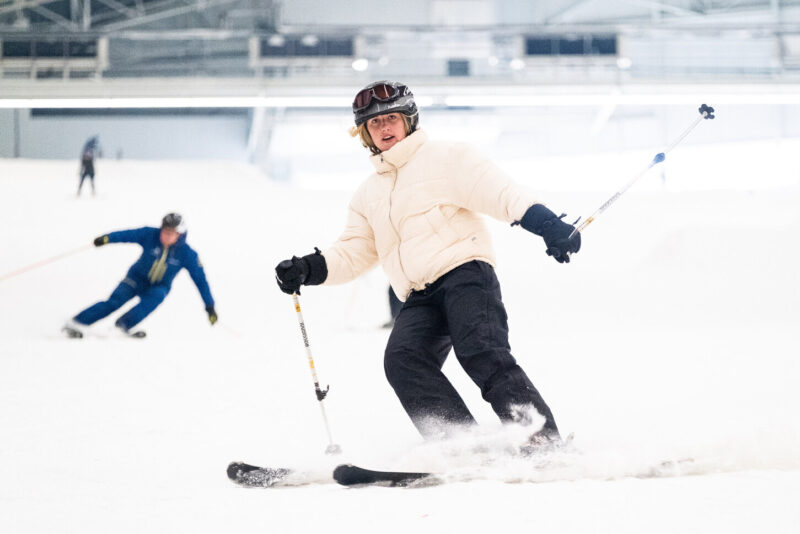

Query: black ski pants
<box><xmin>78</xmin><ymin>161</ymin><xmax>95</xmax><ymax>194</ymax></box>
<box><xmin>384</xmin><ymin>260</ymin><xmax>558</xmax><ymax>438</ymax></box>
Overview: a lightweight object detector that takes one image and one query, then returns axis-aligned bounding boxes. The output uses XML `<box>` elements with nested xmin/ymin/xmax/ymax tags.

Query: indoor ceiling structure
<box><xmin>1</xmin><ymin>1</ymin><xmax>799</xmax><ymax>78</ymax></box>
<box><xmin>1</xmin><ymin>0</ymin><xmax>800</xmax><ymax>107</ymax></box>
<box><xmin>2</xmin><ymin>2</ymin><xmax>799</xmax><ymax>173</ymax></box>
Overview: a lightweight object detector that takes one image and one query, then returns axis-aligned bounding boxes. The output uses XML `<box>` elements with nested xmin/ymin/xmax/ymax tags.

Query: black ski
<box><xmin>227</xmin><ymin>462</ymin><xmax>293</xmax><ymax>488</ymax></box>
<box><xmin>333</xmin><ymin>464</ymin><xmax>438</xmax><ymax>487</ymax></box>
<box><xmin>228</xmin><ymin>456</ymin><xmax>697</xmax><ymax>489</ymax></box>
<box><xmin>62</xmin><ymin>326</ymin><xmax>83</xmax><ymax>338</ymax></box>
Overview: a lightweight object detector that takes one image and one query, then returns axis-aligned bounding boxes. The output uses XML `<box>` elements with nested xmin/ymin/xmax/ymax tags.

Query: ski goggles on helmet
<box><xmin>352</xmin><ymin>83</ymin><xmax>409</xmax><ymax>112</ymax></box>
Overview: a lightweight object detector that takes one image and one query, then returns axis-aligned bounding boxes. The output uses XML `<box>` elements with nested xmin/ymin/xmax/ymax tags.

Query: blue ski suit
<box><xmin>74</xmin><ymin>227</ymin><xmax>215</xmax><ymax>330</ymax></box>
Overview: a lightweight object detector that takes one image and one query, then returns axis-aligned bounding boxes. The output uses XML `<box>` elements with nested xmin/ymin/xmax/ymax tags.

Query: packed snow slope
<box><xmin>1</xmin><ymin>150</ymin><xmax>799</xmax><ymax>533</ymax></box>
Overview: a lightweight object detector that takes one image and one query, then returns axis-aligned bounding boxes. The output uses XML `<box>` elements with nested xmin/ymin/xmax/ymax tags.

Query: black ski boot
<box><xmin>62</xmin><ymin>320</ymin><xmax>85</xmax><ymax>339</ymax></box>
<box><xmin>115</xmin><ymin>320</ymin><xmax>146</xmax><ymax>339</ymax></box>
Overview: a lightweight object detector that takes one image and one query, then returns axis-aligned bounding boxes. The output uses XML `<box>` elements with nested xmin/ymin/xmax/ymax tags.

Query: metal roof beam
<box><xmin>0</xmin><ymin>0</ymin><xmax>62</xmax><ymax>16</ymax></box>
<box><xmin>544</xmin><ymin>0</ymin><xmax>594</xmax><ymax>24</ymax></box>
<box><xmin>629</xmin><ymin>0</ymin><xmax>701</xmax><ymax>18</ymax></box>
<box><xmin>95</xmin><ymin>0</ymin><xmax>139</xmax><ymax>18</ymax></box>
<box><xmin>81</xmin><ymin>0</ymin><xmax>90</xmax><ymax>29</ymax></box>
<box><xmin>95</xmin><ymin>0</ymin><xmax>241</xmax><ymax>31</ymax></box>
<box><xmin>28</xmin><ymin>3</ymin><xmax>80</xmax><ymax>29</ymax></box>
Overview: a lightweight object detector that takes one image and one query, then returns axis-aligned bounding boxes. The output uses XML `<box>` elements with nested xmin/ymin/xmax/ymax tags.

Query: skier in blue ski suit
<box><xmin>66</xmin><ymin>213</ymin><xmax>217</xmax><ymax>336</ymax></box>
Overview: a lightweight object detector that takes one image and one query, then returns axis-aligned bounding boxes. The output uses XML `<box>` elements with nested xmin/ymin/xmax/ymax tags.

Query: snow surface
<box><xmin>1</xmin><ymin>150</ymin><xmax>799</xmax><ymax>533</ymax></box>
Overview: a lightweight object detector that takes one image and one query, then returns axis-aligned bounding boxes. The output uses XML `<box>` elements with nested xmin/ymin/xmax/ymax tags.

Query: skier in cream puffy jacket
<box><xmin>275</xmin><ymin>81</ymin><xmax>581</xmax><ymax>448</ymax></box>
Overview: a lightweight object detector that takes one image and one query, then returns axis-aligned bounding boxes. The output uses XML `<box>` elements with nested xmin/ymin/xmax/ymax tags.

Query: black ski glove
<box><xmin>206</xmin><ymin>306</ymin><xmax>218</xmax><ymax>325</ymax></box>
<box><xmin>517</xmin><ymin>204</ymin><xmax>581</xmax><ymax>263</ymax></box>
<box><xmin>93</xmin><ymin>235</ymin><xmax>109</xmax><ymax>247</ymax></box>
<box><xmin>275</xmin><ymin>248</ymin><xmax>328</xmax><ymax>295</ymax></box>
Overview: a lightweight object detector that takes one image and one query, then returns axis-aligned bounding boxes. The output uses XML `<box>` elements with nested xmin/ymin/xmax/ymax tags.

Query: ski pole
<box><xmin>291</xmin><ymin>292</ymin><xmax>342</xmax><ymax>455</ymax></box>
<box><xmin>0</xmin><ymin>243</ymin><xmax>93</xmax><ymax>283</ymax></box>
<box><xmin>569</xmin><ymin>104</ymin><xmax>716</xmax><ymax>239</ymax></box>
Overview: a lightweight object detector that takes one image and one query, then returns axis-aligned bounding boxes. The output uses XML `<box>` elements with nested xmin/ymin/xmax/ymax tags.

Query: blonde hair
<box><xmin>349</xmin><ymin>114</ymin><xmax>413</xmax><ymax>155</ymax></box>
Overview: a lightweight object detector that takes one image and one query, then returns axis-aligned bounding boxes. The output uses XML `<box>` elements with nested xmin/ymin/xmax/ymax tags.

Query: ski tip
<box><xmin>227</xmin><ymin>462</ymin><xmax>244</xmax><ymax>480</ymax></box>
<box><xmin>61</xmin><ymin>326</ymin><xmax>84</xmax><ymax>338</ymax></box>
<box><xmin>226</xmin><ymin>461</ymin><xmax>259</xmax><ymax>480</ymax></box>
<box><xmin>333</xmin><ymin>463</ymin><xmax>435</xmax><ymax>487</ymax></box>
<box><xmin>227</xmin><ymin>462</ymin><xmax>293</xmax><ymax>488</ymax></box>
<box><xmin>332</xmin><ymin>464</ymin><xmax>358</xmax><ymax>485</ymax></box>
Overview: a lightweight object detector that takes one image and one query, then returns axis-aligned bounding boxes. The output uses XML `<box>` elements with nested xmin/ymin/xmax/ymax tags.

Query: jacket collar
<box><xmin>153</xmin><ymin>227</ymin><xmax>187</xmax><ymax>248</ymax></box>
<box><xmin>369</xmin><ymin>130</ymin><xmax>428</xmax><ymax>174</ymax></box>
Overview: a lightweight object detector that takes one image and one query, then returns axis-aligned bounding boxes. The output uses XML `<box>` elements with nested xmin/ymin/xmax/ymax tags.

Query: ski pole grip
<box><xmin>316</xmin><ymin>384</ymin><xmax>330</xmax><ymax>401</ymax></box>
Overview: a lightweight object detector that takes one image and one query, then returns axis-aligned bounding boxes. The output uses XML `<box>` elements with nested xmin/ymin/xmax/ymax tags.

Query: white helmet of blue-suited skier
<box><xmin>161</xmin><ymin>212</ymin><xmax>187</xmax><ymax>234</ymax></box>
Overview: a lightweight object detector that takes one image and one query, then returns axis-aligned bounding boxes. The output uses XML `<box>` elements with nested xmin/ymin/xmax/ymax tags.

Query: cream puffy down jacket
<box><xmin>322</xmin><ymin>130</ymin><xmax>539</xmax><ymax>301</ymax></box>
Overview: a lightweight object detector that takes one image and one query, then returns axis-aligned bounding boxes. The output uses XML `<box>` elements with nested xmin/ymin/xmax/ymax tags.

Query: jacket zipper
<box><xmin>385</xmin><ymin>158</ymin><xmax>412</xmax><ymax>288</ymax></box>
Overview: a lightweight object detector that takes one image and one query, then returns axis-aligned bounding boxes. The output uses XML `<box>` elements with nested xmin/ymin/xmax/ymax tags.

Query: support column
<box><xmin>13</xmin><ymin>108</ymin><xmax>21</xmax><ymax>158</ymax></box>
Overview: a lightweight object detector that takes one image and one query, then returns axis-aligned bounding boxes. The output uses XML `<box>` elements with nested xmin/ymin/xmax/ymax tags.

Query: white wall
<box><xmin>265</xmin><ymin>102</ymin><xmax>800</xmax><ymax>191</ymax></box>
<box><xmin>0</xmin><ymin>111</ymin><xmax>251</xmax><ymax>161</ymax></box>
<box><xmin>3</xmin><ymin>100</ymin><xmax>799</xmax><ymax>192</ymax></box>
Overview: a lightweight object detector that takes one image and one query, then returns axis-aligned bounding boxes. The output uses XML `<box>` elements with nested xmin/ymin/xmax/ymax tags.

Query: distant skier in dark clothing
<box><xmin>78</xmin><ymin>136</ymin><xmax>99</xmax><ymax>196</ymax></box>
<box><xmin>63</xmin><ymin>213</ymin><xmax>218</xmax><ymax>338</ymax></box>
